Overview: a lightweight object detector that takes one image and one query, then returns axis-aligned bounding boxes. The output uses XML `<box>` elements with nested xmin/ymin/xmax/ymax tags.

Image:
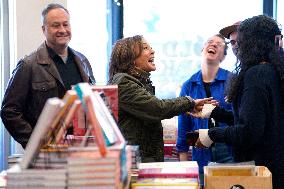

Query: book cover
<box><xmin>91</xmin><ymin>91</ymin><xmax>118</xmax><ymax>145</ymax></box>
<box><xmin>93</xmin><ymin>91</ymin><xmax>125</xmax><ymax>145</ymax></box>
<box><xmin>91</xmin><ymin>85</ymin><xmax>118</xmax><ymax>122</ymax></box>
<box><xmin>138</xmin><ymin>161</ymin><xmax>198</xmax><ymax>178</ymax></box>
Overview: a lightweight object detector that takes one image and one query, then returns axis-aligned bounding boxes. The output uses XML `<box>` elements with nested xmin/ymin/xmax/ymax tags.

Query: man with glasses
<box><xmin>219</xmin><ymin>21</ymin><xmax>242</xmax><ymax>56</ymax></box>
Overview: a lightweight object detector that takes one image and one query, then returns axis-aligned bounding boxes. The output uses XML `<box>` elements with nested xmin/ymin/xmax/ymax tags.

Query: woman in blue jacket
<box><xmin>176</xmin><ymin>34</ymin><xmax>233</xmax><ymax>187</ymax></box>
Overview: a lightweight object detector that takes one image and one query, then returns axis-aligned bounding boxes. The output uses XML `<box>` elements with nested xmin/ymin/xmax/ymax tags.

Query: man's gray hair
<box><xmin>41</xmin><ymin>3</ymin><xmax>69</xmax><ymax>25</ymax></box>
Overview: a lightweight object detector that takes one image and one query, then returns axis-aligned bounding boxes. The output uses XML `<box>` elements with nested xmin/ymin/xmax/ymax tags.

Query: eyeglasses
<box><xmin>206</xmin><ymin>40</ymin><xmax>225</xmax><ymax>48</ymax></box>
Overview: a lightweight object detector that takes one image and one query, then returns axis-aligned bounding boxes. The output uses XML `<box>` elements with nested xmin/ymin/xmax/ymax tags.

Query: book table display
<box><xmin>5</xmin><ymin>83</ymin><xmax>132</xmax><ymax>189</ymax></box>
<box><xmin>3</xmin><ymin>82</ymin><xmax>273</xmax><ymax>189</ymax></box>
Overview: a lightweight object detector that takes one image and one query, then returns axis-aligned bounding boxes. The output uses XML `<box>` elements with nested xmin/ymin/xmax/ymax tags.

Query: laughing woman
<box><xmin>108</xmin><ymin>35</ymin><xmax>213</xmax><ymax>162</ymax></box>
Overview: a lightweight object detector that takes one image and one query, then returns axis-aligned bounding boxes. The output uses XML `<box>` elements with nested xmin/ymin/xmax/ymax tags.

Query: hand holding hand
<box><xmin>202</xmin><ymin>103</ymin><xmax>216</xmax><ymax>118</ymax></box>
<box><xmin>190</xmin><ymin>97</ymin><xmax>218</xmax><ymax>116</ymax></box>
<box><xmin>192</xmin><ymin>97</ymin><xmax>212</xmax><ymax>112</ymax></box>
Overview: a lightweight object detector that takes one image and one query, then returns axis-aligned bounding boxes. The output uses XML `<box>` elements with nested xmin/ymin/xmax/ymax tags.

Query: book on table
<box><xmin>138</xmin><ymin>161</ymin><xmax>199</xmax><ymax>179</ymax></box>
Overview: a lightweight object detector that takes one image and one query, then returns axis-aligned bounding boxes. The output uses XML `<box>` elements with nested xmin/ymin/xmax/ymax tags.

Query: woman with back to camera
<box><xmin>108</xmin><ymin>35</ymin><xmax>214</xmax><ymax>162</ymax></box>
<box><xmin>195</xmin><ymin>15</ymin><xmax>284</xmax><ymax>189</ymax></box>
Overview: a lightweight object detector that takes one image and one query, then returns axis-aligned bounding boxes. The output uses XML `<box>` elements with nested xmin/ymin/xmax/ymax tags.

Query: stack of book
<box><xmin>30</xmin><ymin>148</ymin><xmax>69</xmax><ymax>169</ymax></box>
<box><xmin>132</xmin><ymin>161</ymin><xmax>199</xmax><ymax>188</ymax></box>
<box><xmin>164</xmin><ymin>143</ymin><xmax>179</xmax><ymax>162</ymax></box>
<box><xmin>162</xmin><ymin>117</ymin><xmax>177</xmax><ymax>145</ymax></box>
<box><xmin>128</xmin><ymin>145</ymin><xmax>141</xmax><ymax>184</ymax></box>
<box><xmin>129</xmin><ymin>145</ymin><xmax>141</xmax><ymax>170</ymax></box>
<box><xmin>6</xmin><ymin>165</ymin><xmax>67</xmax><ymax>189</ymax></box>
<box><xmin>67</xmin><ymin>148</ymin><xmax>127</xmax><ymax>188</ymax></box>
<box><xmin>66</xmin><ymin>144</ymin><xmax>131</xmax><ymax>189</ymax></box>
<box><xmin>7</xmin><ymin>154</ymin><xmax>23</xmax><ymax>169</ymax></box>
<box><xmin>67</xmin><ymin>157</ymin><xmax>118</xmax><ymax>188</ymax></box>
<box><xmin>6</xmin><ymin>83</ymin><xmax>131</xmax><ymax>189</ymax></box>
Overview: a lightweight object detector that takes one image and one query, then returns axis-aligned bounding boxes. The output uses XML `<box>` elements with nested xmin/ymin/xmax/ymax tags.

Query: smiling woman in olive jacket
<box><xmin>108</xmin><ymin>35</ymin><xmax>212</xmax><ymax>162</ymax></box>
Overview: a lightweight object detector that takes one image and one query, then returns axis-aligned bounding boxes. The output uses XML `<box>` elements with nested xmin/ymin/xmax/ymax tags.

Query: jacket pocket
<box><xmin>30</xmin><ymin>80</ymin><xmax>58</xmax><ymax>119</ymax></box>
<box><xmin>32</xmin><ymin>80</ymin><xmax>57</xmax><ymax>91</ymax></box>
<box><xmin>31</xmin><ymin>80</ymin><xmax>58</xmax><ymax>106</ymax></box>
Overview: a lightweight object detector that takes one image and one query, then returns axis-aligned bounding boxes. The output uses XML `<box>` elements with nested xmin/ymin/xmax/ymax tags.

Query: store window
<box><xmin>0</xmin><ymin>0</ymin><xmax>12</xmax><ymax>172</ymax></box>
<box><xmin>124</xmin><ymin>0</ymin><xmax>262</xmax><ymax>98</ymax></box>
<box><xmin>277</xmin><ymin>0</ymin><xmax>284</xmax><ymax>27</ymax></box>
<box><xmin>67</xmin><ymin>0</ymin><xmax>108</xmax><ymax>85</ymax></box>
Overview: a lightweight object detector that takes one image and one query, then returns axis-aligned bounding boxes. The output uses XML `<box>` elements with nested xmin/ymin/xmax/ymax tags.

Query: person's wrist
<box><xmin>201</xmin><ymin>104</ymin><xmax>216</xmax><ymax>118</ymax></box>
<box><xmin>199</xmin><ymin>129</ymin><xmax>213</xmax><ymax>147</ymax></box>
<box><xmin>186</xmin><ymin>96</ymin><xmax>195</xmax><ymax>111</ymax></box>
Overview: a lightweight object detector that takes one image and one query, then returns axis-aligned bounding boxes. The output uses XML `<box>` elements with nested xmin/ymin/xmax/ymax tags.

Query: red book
<box><xmin>73</xmin><ymin>85</ymin><xmax>119</xmax><ymax>137</ymax></box>
<box><xmin>91</xmin><ymin>85</ymin><xmax>118</xmax><ymax>122</ymax></box>
<box><xmin>73</xmin><ymin>102</ymin><xmax>87</xmax><ymax>136</ymax></box>
<box><xmin>138</xmin><ymin>161</ymin><xmax>199</xmax><ymax>178</ymax></box>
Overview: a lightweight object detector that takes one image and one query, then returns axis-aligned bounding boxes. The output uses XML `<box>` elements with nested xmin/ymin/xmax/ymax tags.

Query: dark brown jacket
<box><xmin>0</xmin><ymin>43</ymin><xmax>95</xmax><ymax>148</ymax></box>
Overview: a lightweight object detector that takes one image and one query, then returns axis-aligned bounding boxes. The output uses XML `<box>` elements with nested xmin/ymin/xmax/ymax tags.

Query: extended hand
<box><xmin>192</xmin><ymin>104</ymin><xmax>216</xmax><ymax>118</ymax></box>
<box><xmin>191</xmin><ymin>97</ymin><xmax>218</xmax><ymax>112</ymax></box>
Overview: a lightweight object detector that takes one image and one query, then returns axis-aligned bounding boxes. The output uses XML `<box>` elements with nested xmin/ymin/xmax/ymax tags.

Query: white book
<box><xmin>92</xmin><ymin>91</ymin><xmax>119</xmax><ymax>145</ymax></box>
<box><xmin>20</xmin><ymin>98</ymin><xmax>64</xmax><ymax>169</ymax></box>
<box><xmin>93</xmin><ymin>91</ymin><xmax>125</xmax><ymax>144</ymax></box>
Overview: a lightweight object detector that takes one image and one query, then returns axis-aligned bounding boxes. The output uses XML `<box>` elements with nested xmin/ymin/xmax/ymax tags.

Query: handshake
<box><xmin>189</xmin><ymin>97</ymin><xmax>217</xmax><ymax>119</ymax></box>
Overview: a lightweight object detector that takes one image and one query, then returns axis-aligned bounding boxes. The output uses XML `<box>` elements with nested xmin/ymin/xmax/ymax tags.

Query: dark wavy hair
<box><xmin>227</xmin><ymin>15</ymin><xmax>284</xmax><ymax>102</ymax></box>
<box><xmin>108</xmin><ymin>35</ymin><xmax>143</xmax><ymax>81</ymax></box>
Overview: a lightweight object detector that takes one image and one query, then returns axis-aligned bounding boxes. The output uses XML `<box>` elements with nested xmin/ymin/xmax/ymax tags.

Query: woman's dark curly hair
<box><xmin>108</xmin><ymin>35</ymin><xmax>143</xmax><ymax>81</ymax></box>
<box><xmin>227</xmin><ymin>15</ymin><xmax>284</xmax><ymax>102</ymax></box>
